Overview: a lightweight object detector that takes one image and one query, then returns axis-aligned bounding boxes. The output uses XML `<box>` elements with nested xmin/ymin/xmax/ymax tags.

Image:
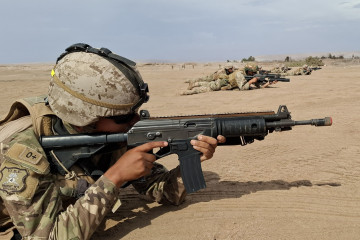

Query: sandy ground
<box><xmin>0</xmin><ymin>61</ymin><xmax>359</xmax><ymax>240</ymax></box>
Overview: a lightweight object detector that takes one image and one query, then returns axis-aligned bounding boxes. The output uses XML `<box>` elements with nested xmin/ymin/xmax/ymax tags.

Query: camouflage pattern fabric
<box><xmin>132</xmin><ymin>164</ymin><xmax>186</xmax><ymax>206</ymax></box>
<box><xmin>270</xmin><ymin>65</ymin><xmax>290</xmax><ymax>74</ymax></box>
<box><xmin>0</xmin><ymin>111</ymin><xmax>187</xmax><ymax>239</ymax></box>
<box><xmin>284</xmin><ymin>66</ymin><xmax>312</xmax><ymax>76</ymax></box>
<box><xmin>180</xmin><ymin>86</ymin><xmax>212</xmax><ymax>95</ymax></box>
<box><xmin>222</xmin><ymin>70</ymin><xmax>250</xmax><ymax>91</ymax></box>
<box><xmin>243</xmin><ymin>64</ymin><xmax>259</xmax><ymax>74</ymax></box>
<box><xmin>181</xmin><ymin>69</ymin><xmax>252</xmax><ymax>95</ymax></box>
<box><xmin>48</xmin><ymin>52</ymin><xmax>143</xmax><ymax>127</ymax></box>
<box><xmin>186</xmin><ymin>67</ymin><xmax>228</xmax><ymax>84</ymax></box>
<box><xmin>180</xmin><ymin>78</ymin><xmax>228</xmax><ymax>95</ymax></box>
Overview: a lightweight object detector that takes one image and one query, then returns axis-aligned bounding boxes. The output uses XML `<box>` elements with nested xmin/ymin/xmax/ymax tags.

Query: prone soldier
<box><xmin>180</xmin><ymin>64</ymin><xmax>234</xmax><ymax>95</ymax></box>
<box><xmin>0</xmin><ymin>43</ymin><xmax>225</xmax><ymax>239</ymax></box>
<box><xmin>269</xmin><ymin>64</ymin><xmax>291</xmax><ymax>74</ymax></box>
<box><xmin>284</xmin><ymin>64</ymin><xmax>312</xmax><ymax>76</ymax></box>
<box><xmin>220</xmin><ymin>65</ymin><xmax>277</xmax><ymax>91</ymax></box>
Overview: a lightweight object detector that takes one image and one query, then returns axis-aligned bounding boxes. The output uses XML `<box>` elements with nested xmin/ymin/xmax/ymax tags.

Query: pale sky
<box><xmin>0</xmin><ymin>0</ymin><xmax>359</xmax><ymax>64</ymax></box>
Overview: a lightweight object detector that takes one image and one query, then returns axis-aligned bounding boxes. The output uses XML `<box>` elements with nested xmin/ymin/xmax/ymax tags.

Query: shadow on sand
<box><xmin>92</xmin><ymin>171</ymin><xmax>340</xmax><ymax>239</ymax></box>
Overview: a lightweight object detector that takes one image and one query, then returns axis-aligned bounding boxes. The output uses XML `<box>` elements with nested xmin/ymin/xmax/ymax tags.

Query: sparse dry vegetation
<box><xmin>283</xmin><ymin>56</ymin><xmax>324</xmax><ymax>67</ymax></box>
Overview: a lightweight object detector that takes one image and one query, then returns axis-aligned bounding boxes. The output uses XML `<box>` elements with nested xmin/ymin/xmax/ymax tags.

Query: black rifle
<box><xmin>258</xmin><ymin>69</ymin><xmax>271</xmax><ymax>74</ymax></box>
<box><xmin>40</xmin><ymin>105</ymin><xmax>331</xmax><ymax>193</ymax></box>
<box><xmin>245</xmin><ymin>74</ymin><xmax>290</xmax><ymax>83</ymax></box>
<box><xmin>310</xmin><ymin>66</ymin><xmax>322</xmax><ymax>71</ymax></box>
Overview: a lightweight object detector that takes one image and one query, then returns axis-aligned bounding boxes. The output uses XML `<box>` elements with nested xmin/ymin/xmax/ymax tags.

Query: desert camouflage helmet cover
<box><xmin>224</xmin><ymin>63</ymin><xmax>234</xmax><ymax>70</ymax></box>
<box><xmin>244</xmin><ymin>64</ymin><xmax>259</xmax><ymax>72</ymax></box>
<box><xmin>48</xmin><ymin>45</ymin><xmax>147</xmax><ymax>126</ymax></box>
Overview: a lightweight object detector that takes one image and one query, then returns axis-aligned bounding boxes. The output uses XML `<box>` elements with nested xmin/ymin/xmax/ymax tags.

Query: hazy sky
<box><xmin>1</xmin><ymin>0</ymin><xmax>359</xmax><ymax>64</ymax></box>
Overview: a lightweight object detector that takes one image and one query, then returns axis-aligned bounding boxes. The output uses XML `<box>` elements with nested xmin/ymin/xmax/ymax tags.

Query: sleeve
<box><xmin>1</xmin><ymin>171</ymin><xmax>119</xmax><ymax>240</ymax></box>
<box><xmin>0</xmin><ymin>128</ymin><xmax>119</xmax><ymax>240</ymax></box>
<box><xmin>235</xmin><ymin>72</ymin><xmax>250</xmax><ymax>90</ymax></box>
<box><xmin>49</xmin><ymin>175</ymin><xmax>119</xmax><ymax>239</ymax></box>
<box><xmin>131</xmin><ymin>163</ymin><xmax>187</xmax><ymax>206</ymax></box>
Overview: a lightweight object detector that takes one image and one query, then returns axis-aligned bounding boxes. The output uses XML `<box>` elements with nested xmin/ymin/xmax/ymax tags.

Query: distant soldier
<box><xmin>285</xmin><ymin>64</ymin><xmax>312</xmax><ymax>76</ymax></box>
<box><xmin>221</xmin><ymin>65</ymin><xmax>276</xmax><ymax>91</ymax></box>
<box><xmin>270</xmin><ymin>64</ymin><xmax>290</xmax><ymax>74</ymax></box>
<box><xmin>185</xmin><ymin>64</ymin><xmax>232</xmax><ymax>84</ymax></box>
<box><xmin>180</xmin><ymin>64</ymin><xmax>234</xmax><ymax>95</ymax></box>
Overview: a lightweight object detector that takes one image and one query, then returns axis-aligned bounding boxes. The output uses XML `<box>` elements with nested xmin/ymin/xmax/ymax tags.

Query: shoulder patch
<box><xmin>5</xmin><ymin>143</ymin><xmax>49</xmax><ymax>174</ymax></box>
<box><xmin>0</xmin><ymin>161</ymin><xmax>40</xmax><ymax>201</ymax></box>
<box><xmin>0</xmin><ymin>166</ymin><xmax>28</xmax><ymax>194</ymax></box>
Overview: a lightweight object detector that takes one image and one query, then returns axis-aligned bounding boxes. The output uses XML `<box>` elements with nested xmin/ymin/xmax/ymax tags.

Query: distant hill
<box><xmin>255</xmin><ymin>51</ymin><xmax>360</xmax><ymax>62</ymax></box>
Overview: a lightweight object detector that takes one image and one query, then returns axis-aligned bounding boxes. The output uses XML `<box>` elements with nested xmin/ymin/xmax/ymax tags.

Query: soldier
<box><xmin>220</xmin><ymin>65</ymin><xmax>277</xmax><ymax>91</ymax></box>
<box><xmin>285</xmin><ymin>64</ymin><xmax>312</xmax><ymax>76</ymax></box>
<box><xmin>180</xmin><ymin>64</ymin><xmax>234</xmax><ymax>95</ymax></box>
<box><xmin>270</xmin><ymin>64</ymin><xmax>290</xmax><ymax>74</ymax></box>
<box><xmin>0</xmin><ymin>43</ymin><xmax>225</xmax><ymax>239</ymax></box>
<box><xmin>185</xmin><ymin>64</ymin><xmax>233</xmax><ymax>84</ymax></box>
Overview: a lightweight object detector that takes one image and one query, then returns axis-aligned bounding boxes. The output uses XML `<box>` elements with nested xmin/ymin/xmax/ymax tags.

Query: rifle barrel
<box><xmin>266</xmin><ymin>117</ymin><xmax>332</xmax><ymax>128</ymax></box>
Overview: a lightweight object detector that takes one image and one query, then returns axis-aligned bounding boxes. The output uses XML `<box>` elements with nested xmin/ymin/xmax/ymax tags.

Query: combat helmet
<box><xmin>244</xmin><ymin>64</ymin><xmax>259</xmax><ymax>74</ymax></box>
<box><xmin>224</xmin><ymin>63</ymin><xmax>234</xmax><ymax>70</ymax></box>
<box><xmin>48</xmin><ymin>43</ymin><xmax>149</xmax><ymax>126</ymax></box>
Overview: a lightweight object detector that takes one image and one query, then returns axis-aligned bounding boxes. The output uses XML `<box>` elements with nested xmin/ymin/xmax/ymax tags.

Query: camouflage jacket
<box><xmin>212</xmin><ymin>68</ymin><xmax>229</xmax><ymax>80</ymax></box>
<box><xmin>285</xmin><ymin>67</ymin><xmax>311</xmax><ymax>76</ymax></box>
<box><xmin>0</xmin><ymin>98</ymin><xmax>186</xmax><ymax>240</ymax></box>
<box><xmin>227</xmin><ymin>70</ymin><xmax>250</xmax><ymax>90</ymax></box>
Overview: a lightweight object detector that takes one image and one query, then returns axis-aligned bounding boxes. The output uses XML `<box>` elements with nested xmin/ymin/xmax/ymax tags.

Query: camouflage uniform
<box><xmin>284</xmin><ymin>65</ymin><xmax>312</xmax><ymax>76</ymax></box>
<box><xmin>185</xmin><ymin>66</ymin><xmax>229</xmax><ymax>84</ymax></box>
<box><xmin>0</xmin><ymin>45</ymin><xmax>187</xmax><ymax>239</ymax></box>
<box><xmin>220</xmin><ymin>65</ymin><xmax>261</xmax><ymax>91</ymax></box>
<box><xmin>181</xmin><ymin>66</ymin><xmax>233</xmax><ymax>95</ymax></box>
<box><xmin>220</xmin><ymin>70</ymin><xmax>251</xmax><ymax>91</ymax></box>
<box><xmin>270</xmin><ymin>64</ymin><xmax>290</xmax><ymax>74</ymax></box>
<box><xmin>0</xmin><ymin>96</ymin><xmax>186</xmax><ymax>240</ymax></box>
<box><xmin>180</xmin><ymin>78</ymin><xmax>228</xmax><ymax>95</ymax></box>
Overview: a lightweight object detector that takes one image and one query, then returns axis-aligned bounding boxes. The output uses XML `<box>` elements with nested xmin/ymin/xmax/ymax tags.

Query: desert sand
<box><xmin>0</xmin><ymin>60</ymin><xmax>359</xmax><ymax>240</ymax></box>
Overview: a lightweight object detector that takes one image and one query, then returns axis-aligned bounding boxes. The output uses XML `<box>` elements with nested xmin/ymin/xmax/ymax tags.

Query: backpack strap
<box><xmin>0</xmin><ymin>116</ymin><xmax>32</xmax><ymax>143</ymax></box>
<box><xmin>0</xmin><ymin>95</ymin><xmax>55</xmax><ymax>138</ymax></box>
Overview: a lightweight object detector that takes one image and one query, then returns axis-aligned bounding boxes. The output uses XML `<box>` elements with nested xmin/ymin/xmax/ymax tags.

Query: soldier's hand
<box><xmin>104</xmin><ymin>141</ymin><xmax>168</xmax><ymax>188</ymax></box>
<box><xmin>190</xmin><ymin>135</ymin><xmax>226</xmax><ymax>162</ymax></box>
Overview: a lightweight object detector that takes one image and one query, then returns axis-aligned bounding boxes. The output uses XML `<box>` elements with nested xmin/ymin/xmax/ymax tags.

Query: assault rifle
<box><xmin>40</xmin><ymin>105</ymin><xmax>332</xmax><ymax>193</ymax></box>
<box><xmin>258</xmin><ymin>69</ymin><xmax>271</xmax><ymax>74</ymax></box>
<box><xmin>310</xmin><ymin>66</ymin><xmax>322</xmax><ymax>71</ymax></box>
<box><xmin>245</xmin><ymin>74</ymin><xmax>290</xmax><ymax>83</ymax></box>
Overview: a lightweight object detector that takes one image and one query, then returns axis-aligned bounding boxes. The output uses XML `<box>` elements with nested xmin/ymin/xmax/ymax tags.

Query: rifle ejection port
<box><xmin>146</xmin><ymin>132</ymin><xmax>162</xmax><ymax>140</ymax></box>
